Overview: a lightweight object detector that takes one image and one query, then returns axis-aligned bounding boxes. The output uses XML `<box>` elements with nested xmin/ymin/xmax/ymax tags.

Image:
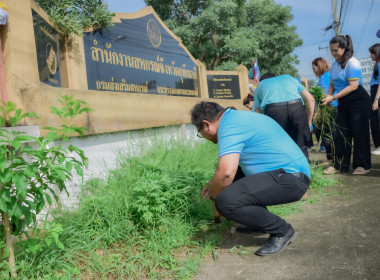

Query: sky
<box><xmin>105</xmin><ymin>0</ymin><xmax>380</xmax><ymax>80</ymax></box>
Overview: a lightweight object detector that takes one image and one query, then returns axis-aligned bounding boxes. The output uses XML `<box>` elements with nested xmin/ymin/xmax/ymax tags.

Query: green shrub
<box><xmin>0</xmin><ymin>96</ymin><xmax>93</xmax><ymax>277</ymax></box>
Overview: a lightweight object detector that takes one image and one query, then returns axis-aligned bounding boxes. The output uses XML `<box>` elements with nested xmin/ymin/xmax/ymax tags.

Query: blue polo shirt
<box><xmin>330</xmin><ymin>57</ymin><xmax>362</xmax><ymax>92</ymax></box>
<box><xmin>317</xmin><ymin>71</ymin><xmax>330</xmax><ymax>92</ymax></box>
<box><xmin>217</xmin><ymin>109</ymin><xmax>310</xmax><ymax>178</ymax></box>
<box><xmin>370</xmin><ymin>63</ymin><xmax>380</xmax><ymax>86</ymax></box>
<box><xmin>254</xmin><ymin>75</ymin><xmax>305</xmax><ymax>113</ymax></box>
<box><xmin>318</xmin><ymin>71</ymin><xmax>338</xmax><ymax>107</ymax></box>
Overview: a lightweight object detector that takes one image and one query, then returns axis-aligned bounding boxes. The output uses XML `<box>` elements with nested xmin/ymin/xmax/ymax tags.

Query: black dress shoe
<box><xmin>236</xmin><ymin>225</ymin><xmax>257</xmax><ymax>233</ymax></box>
<box><xmin>255</xmin><ymin>225</ymin><xmax>296</xmax><ymax>256</ymax></box>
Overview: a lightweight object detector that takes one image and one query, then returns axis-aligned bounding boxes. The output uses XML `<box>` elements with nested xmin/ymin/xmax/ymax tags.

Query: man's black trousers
<box><xmin>214</xmin><ymin>168</ymin><xmax>309</xmax><ymax>236</ymax></box>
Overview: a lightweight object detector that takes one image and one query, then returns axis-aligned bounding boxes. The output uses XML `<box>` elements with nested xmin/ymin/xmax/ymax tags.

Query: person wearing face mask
<box><xmin>322</xmin><ymin>35</ymin><xmax>371</xmax><ymax>175</ymax></box>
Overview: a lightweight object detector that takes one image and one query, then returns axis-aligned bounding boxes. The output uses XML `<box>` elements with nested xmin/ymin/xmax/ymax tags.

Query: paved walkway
<box><xmin>195</xmin><ymin>151</ymin><xmax>380</xmax><ymax>280</ymax></box>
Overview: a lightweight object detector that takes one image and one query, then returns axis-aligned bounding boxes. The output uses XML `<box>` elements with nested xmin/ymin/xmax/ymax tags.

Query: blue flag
<box><xmin>248</xmin><ymin>60</ymin><xmax>261</xmax><ymax>83</ymax></box>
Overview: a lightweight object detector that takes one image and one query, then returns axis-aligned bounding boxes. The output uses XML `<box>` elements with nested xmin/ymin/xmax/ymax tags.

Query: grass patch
<box><xmin>6</xmin><ymin>138</ymin><xmax>338</xmax><ymax>279</ymax></box>
<box><xmin>9</xmin><ymin>139</ymin><xmax>221</xmax><ymax>279</ymax></box>
<box><xmin>269</xmin><ymin>164</ymin><xmax>338</xmax><ymax>217</ymax></box>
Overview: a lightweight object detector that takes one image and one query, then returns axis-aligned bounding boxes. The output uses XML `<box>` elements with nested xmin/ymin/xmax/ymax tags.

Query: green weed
<box><xmin>11</xmin><ymin>138</ymin><xmax>338</xmax><ymax>279</ymax></box>
<box><xmin>12</xmin><ymin>138</ymin><xmax>219</xmax><ymax>279</ymax></box>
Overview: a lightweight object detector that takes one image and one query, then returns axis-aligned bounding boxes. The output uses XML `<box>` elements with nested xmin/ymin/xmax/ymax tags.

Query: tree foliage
<box><xmin>145</xmin><ymin>0</ymin><xmax>302</xmax><ymax>75</ymax></box>
<box><xmin>34</xmin><ymin>0</ymin><xmax>114</xmax><ymax>37</ymax></box>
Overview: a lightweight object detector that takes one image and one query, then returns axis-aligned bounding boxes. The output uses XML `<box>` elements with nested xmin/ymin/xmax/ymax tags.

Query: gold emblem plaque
<box><xmin>46</xmin><ymin>43</ymin><xmax>57</xmax><ymax>75</ymax></box>
<box><xmin>147</xmin><ymin>18</ymin><xmax>161</xmax><ymax>48</ymax></box>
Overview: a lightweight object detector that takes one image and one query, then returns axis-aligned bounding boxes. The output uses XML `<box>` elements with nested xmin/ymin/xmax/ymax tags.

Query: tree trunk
<box><xmin>1</xmin><ymin>211</ymin><xmax>17</xmax><ymax>277</ymax></box>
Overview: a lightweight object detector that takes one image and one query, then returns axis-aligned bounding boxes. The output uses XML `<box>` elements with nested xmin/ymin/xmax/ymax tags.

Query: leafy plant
<box><xmin>19</xmin><ymin>219</ymin><xmax>65</xmax><ymax>255</ymax></box>
<box><xmin>34</xmin><ymin>0</ymin><xmax>114</xmax><ymax>37</ymax></box>
<box><xmin>309</xmin><ymin>85</ymin><xmax>324</xmax><ymax>104</ymax></box>
<box><xmin>309</xmin><ymin>86</ymin><xmax>337</xmax><ymax>151</ymax></box>
<box><xmin>0</xmin><ymin>95</ymin><xmax>93</xmax><ymax>277</ymax></box>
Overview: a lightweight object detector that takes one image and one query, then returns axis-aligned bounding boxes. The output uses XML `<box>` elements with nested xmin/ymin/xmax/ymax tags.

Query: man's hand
<box><xmin>300</xmin><ymin>89</ymin><xmax>315</xmax><ymax>126</ymax></box>
<box><xmin>212</xmin><ymin>203</ymin><xmax>221</xmax><ymax>223</ymax></box>
<box><xmin>201</xmin><ymin>182</ymin><xmax>212</xmax><ymax>199</ymax></box>
<box><xmin>201</xmin><ymin>154</ymin><xmax>240</xmax><ymax>221</ymax></box>
<box><xmin>201</xmin><ymin>182</ymin><xmax>222</xmax><ymax>222</ymax></box>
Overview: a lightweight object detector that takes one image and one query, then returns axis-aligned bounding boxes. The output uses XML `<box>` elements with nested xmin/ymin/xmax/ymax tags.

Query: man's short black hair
<box><xmin>259</xmin><ymin>72</ymin><xmax>276</xmax><ymax>82</ymax></box>
<box><xmin>191</xmin><ymin>102</ymin><xmax>226</xmax><ymax>130</ymax></box>
<box><xmin>243</xmin><ymin>94</ymin><xmax>254</xmax><ymax>105</ymax></box>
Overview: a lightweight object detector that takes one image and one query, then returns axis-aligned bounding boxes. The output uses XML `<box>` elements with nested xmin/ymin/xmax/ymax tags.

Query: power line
<box><xmin>340</xmin><ymin>0</ymin><xmax>354</xmax><ymax>33</ymax></box>
<box><xmin>299</xmin><ymin>28</ymin><xmax>324</xmax><ymax>37</ymax></box>
<box><xmin>356</xmin><ymin>0</ymin><xmax>375</xmax><ymax>53</ymax></box>
<box><xmin>318</xmin><ymin>10</ymin><xmax>334</xmax><ymax>63</ymax></box>
<box><xmin>301</xmin><ymin>39</ymin><xmax>330</xmax><ymax>48</ymax></box>
<box><xmin>339</xmin><ymin>0</ymin><xmax>351</xmax><ymax>33</ymax></box>
<box><xmin>339</xmin><ymin>0</ymin><xmax>344</xmax><ymax>25</ymax></box>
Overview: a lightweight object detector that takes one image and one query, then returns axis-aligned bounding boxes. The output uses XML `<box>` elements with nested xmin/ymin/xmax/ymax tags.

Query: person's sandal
<box><xmin>320</xmin><ymin>160</ymin><xmax>333</xmax><ymax>166</ymax></box>
<box><xmin>323</xmin><ymin>166</ymin><xmax>339</xmax><ymax>175</ymax></box>
<box><xmin>352</xmin><ymin>167</ymin><xmax>370</xmax><ymax>175</ymax></box>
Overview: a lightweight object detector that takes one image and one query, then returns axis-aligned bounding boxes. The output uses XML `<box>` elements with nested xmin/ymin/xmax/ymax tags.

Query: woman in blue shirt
<box><xmin>312</xmin><ymin>57</ymin><xmax>336</xmax><ymax>164</ymax></box>
<box><xmin>369</xmin><ymin>44</ymin><xmax>380</xmax><ymax>155</ymax></box>
<box><xmin>322</xmin><ymin>35</ymin><xmax>371</xmax><ymax>175</ymax></box>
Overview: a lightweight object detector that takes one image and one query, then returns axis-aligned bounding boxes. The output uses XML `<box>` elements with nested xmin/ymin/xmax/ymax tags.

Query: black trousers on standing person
<box><xmin>214</xmin><ymin>168</ymin><xmax>310</xmax><ymax>236</ymax></box>
<box><xmin>334</xmin><ymin>86</ymin><xmax>371</xmax><ymax>172</ymax></box>
<box><xmin>265</xmin><ymin>100</ymin><xmax>311</xmax><ymax>159</ymax></box>
<box><xmin>265</xmin><ymin>99</ymin><xmax>311</xmax><ymax>159</ymax></box>
<box><xmin>370</xmin><ymin>84</ymin><xmax>380</xmax><ymax>148</ymax></box>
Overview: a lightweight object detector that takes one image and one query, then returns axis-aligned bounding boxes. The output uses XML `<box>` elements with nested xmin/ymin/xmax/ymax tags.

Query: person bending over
<box><xmin>191</xmin><ymin>102</ymin><xmax>310</xmax><ymax>256</ymax></box>
<box><xmin>253</xmin><ymin>73</ymin><xmax>315</xmax><ymax>159</ymax></box>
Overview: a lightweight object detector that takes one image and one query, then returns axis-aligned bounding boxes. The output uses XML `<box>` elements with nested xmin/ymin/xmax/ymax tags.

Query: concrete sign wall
<box><xmin>83</xmin><ymin>13</ymin><xmax>199</xmax><ymax>97</ymax></box>
<box><xmin>1</xmin><ymin>2</ymin><xmax>247</xmax><ymax>136</ymax></box>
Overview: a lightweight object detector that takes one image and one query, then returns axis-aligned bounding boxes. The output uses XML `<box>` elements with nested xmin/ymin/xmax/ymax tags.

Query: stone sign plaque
<box><xmin>83</xmin><ymin>13</ymin><xmax>199</xmax><ymax>97</ymax></box>
<box><xmin>207</xmin><ymin>75</ymin><xmax>240</xmax><ymax>99</ymax></box>
<box><xmin>359</xmin><ymin>57</ymin><xmax>375</xmax><ymax>94</ymax></box>
<box><xmin>32</xmin><ymin>9</ymin><xmax>61</xmax><ymax>87</ymax></box>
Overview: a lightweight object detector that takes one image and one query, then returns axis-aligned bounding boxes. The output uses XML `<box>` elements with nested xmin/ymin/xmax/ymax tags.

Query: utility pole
<box><xmin>319</xmin><ymin>46</ymin><xmax>331</xmax><ymax>64</ymax></box>
<box><xmin>332</xmin><ymin>0</ymin><xmax>340</xmax><ymax>35</ymax></box>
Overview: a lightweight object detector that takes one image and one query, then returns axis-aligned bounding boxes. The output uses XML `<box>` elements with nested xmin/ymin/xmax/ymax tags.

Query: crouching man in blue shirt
<box><xmin>191</xmin><ymin>102</ymin><xmax>311</xmax><ymax>256</ymax></box>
